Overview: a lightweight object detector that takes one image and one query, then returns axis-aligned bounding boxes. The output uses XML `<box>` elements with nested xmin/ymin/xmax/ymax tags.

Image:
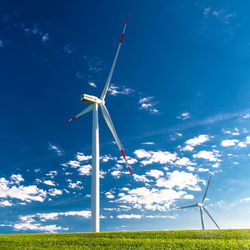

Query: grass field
<box><xmin>0</xmin><ymin>229</ymin><xmax>249</xmax><ymax>249</ymax></box>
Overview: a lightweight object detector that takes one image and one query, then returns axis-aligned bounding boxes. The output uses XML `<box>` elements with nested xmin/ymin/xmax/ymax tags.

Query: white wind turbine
<box><xmin>66</xmin><ymin>16</ymin><xmax>132</xmax><ymax>233</ymax></box>
<box><xmin>177</xmin><ymin>175</ymin><xmax>220</xmax><ymax>230</ymax></box>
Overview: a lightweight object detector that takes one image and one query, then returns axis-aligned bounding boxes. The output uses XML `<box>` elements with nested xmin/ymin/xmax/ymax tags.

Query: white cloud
<box><xmin>48</xmin><ymin>189</ymin><xmax>62</xmax><ymax>197</ymax></box>
<box><xmin>134</xmin><ymin>149</ymin><xmax>151</xmax><ymax>159</ymax></box>
<box><xmin>175</xmin><ymin>157</ymin><xmax>195</xmax><ymax>166</ymax></box>
<box><xmin>111</xmin><ymin>170</ymin><xmax>122</xmax><ymax>179</ymax></box>
<box><xmin>101</xmin><ymin>154</ymin><xmax>117</xmax><ymax>162</ymax></box>
<box><xmin>108</xmin><ymin>84</ymin><xmax>134</xmax><ymax>96</ymax></box>
<box><xmin>117</xmin><ymin>187</ymin><xmax>186</xmax><ymax>211</ymax></box>
<box><xmin>10</xmin><ymin>174</ymin><xmax>24</xmax><ymax>184</ymax></box>
<box><xmin>145</xmin><ymin>170</ymin><xmax>164</xmax><ymax>179</ymax></box>
<box><xmin>186</xmin><ymin>166</ymin><xmax>195</xmax><ymax>172</ymax></box>
<box><xmin>183</xmin><ymin>194</ymin><xmax>194</xmax><ymax>200</ymax></box>
<box><xmin>105</xmin><ymin>192</ymin><xmax>115</xmax><ymax>199</ymax></box>
<box><xmin>117</xmin><ymin>214</ymin><xmax>142</xmax><ymax>219</ymax></box>
<box><xmin>13</xmin><ymin>210</ymin><xmax>91</xmax><ymax>233</ymax></box>
<box><xmin>221</xmin><ymin>139</ymin><xmax>239</xmax><ymax>147</ymax></box>
<box><xmin>117</xmin><ymin>156</ymin><xmax>137</xmax><ymax>165</ymax></box>
<box><xmin>139</xmin><ymin>97</ymin><xmax>159</xmax><ymax>114</ymax></box>
<box><xmin>78</xmin><ymin>164</ymin><xmax>92</xmax><ymax>176</ymax></box>
<box><xmin>88</xmin><ymin>82</ymin><xmax>97</xmax><ymax>88</ymax></box>
<box><xmin>141</xmin><ymin>142</ymin><xmax>154</xmax><ymax>145</ymax></box>
<box><xmin>46</xmin><ymin>171</ymin><xmax>57</xmax><ymax>178</ymax></box>
<box><xmin>193</xmin><ymin>150</ymin><xmax>219</xmax><ymax>162</ymax></box>
<box><xmin>43</xmin><ymin>180</ymin><xmax>56</xmax><ymax>186</ymax></box>
<box><xmin>42</xmin><ymin>33</ymin><xmax>49</xmax><ymax>42</ymax></box>
<box><xmin>182</xmin><ymin>145</ymin><xmax>194</xmax><ymax>151</ymax></box>
<box><xmin>156</xmin><ymin>170</ymin><xmax>202</xmax><ymax>191</ymax></box>
<box><xmin>133</xmin><ymin>174</ymin><xmax>151</xmax><ymax>183</ymax></box>
<box><xmin>134</xmin><ymin>149</ymin><xmax>177</xmax><ymax>166</ymax></box>
<box><xmin>237</xmin><ymin>136</ymin><xmax>250</xmax><ymax>148</ymax></box>
<box><xmin>238</xmin><ymin>142</ymin><xmax>247</xmax><ymax>148</ymax></box>
<box><xmin>240</xmin><ymin>197</ymin><xmax>250</xmax><ymax>202</ymax></box>
<box><xmin>63</xmin><ymin>160</ymin><xmax>80</xmax><ymax>168</ymax></box>
<box><xmin>68</xmin><ymin>181</ymin><xmax>82</xmax><ymax>189</ymax></box>
<box><xmin>222</xmin><ymin>128</ymin><xmax>240</xmax><ymax>136</ymax></box>
<box><xmin>0</xmin><ymin>200</ymin><xmax>13</xmax><ymax>207</ymax></box>
<box><xmin>49</xmin><ymin>143</ymin><xmax>63</xmax><ymax>156</ymax></box>
<box><xmin>177</xmin><ymin>112</ymin><xmax>191</xmax><ymax>120</ymax></box>
<box><xmin>14</xmin><ymin>222</ymin><xmax>66</xmax><ymax>233</ymax></box>
<box><xmin>75</xmin><ymin>152</ymin><xmax>91</xmax><ymax>162</ymax></box>
<box><xmin>185</xmin><ymin>135</ymin><xmax>210</xmax><ymax>147</ymax></box>
<box><xmin>197</xmin><ymin>168</ymin><xmax>210</xmax><ymax>172</ymax></box>
<box><xmin>146</xmin><ymin>215</ymin><xmax>176</xmax><ymax>219</ymax></box>
<box><xmin>0</xmin><ymin>176</ymin><xmax>46</xmax><ymax>203</ymax></box>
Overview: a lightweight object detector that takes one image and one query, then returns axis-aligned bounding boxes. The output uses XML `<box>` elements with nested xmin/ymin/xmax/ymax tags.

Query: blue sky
<box><xmin>1</xmin><ymin>0</ymin><xmax>250</xmax><ymax>233</ymax></box>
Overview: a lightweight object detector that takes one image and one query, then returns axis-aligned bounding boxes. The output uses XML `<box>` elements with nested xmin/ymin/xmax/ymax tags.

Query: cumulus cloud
<box><xmin>156</xmin><ymin>170</ymin><xmax>202</xmax><ymax>191</ymax></box>
<box><xmin>134</xmin><ymin>149</ymin><xmax>177</xmax><ymax>166</ymax></box>
<box><xmin>197</xmin><ymin>168</ymin><xmax>210</xmax><ymax>172</ymax></box>
<box><xmin>0</xmin><ymin>176</ymin><xmax>46</xmax><ymax>203</ymax></box>
<box><xmin>108</xmin><ymin>83</ymin><xmax>134</xmax><ymax>96</ymax></box>
<box><xmin>43</xmin><ymin>180</ymin><xmax>56</xmax><ymax>186</ymax></box>
<box><xmin>101</xmin><ymin>155</ymin><xmax>117</xmax><ymax>162</ymax></box>
<box><xmin>145</xmin><ymin>169</ymin><xmax>164</xmax><ymax>179</ymax></box>
<box><xmin>193</xmin><ymin>150</ymin><xmax>220</xmax><ymax>162</ymax></box>
<box><xmin>182</xmin><ymin>145</ymin><xmax>194</xmax><ymax>151</ymax></box>
<box><xmin>12</xmin><ymin>210</ymin><xmax>91</xmax><ymax>233</ymax></box>
<box><xmin>221</xmin><ymin>139</ymin><xmax>239</xmax><ymax>147</ymax></box>
<box><xmin>75</xmin><ymin>152</ymin><xmax>92</xmax><ymax>162</ymax></box>
<box><xmin>139</xmin><ymin>97</ymin><xmax>159</xmax><ymax>114</ymax></box>
<box><xmin>133</xmin><ymin>174</ymin><xmax>151</xmax><ymax>183</ymax></box>
<box><xmin>237</xmin><ymin>136</ymin><xmax>250</xmax><ymax>148</ymax></box>
<box><xmin>78</xmin><ymin>164</ymin><xmax>92</xmax><ymax>176</ymax></box>
<box><xmin>68</xmin><ymin>181</ymin><xmax>82</xmax><ymax>189</ymax></box>
<box><xmin>185</xmin><ymin>135</ymin><xmax>210</xmax><ymax>147</ymax></box>
<box><xmin>175</xmin><ymin>157</ymin><xmax>195</xmax><ymax>166</ymax></box>
<box><xmin>105</xmin><ymin>192</ymin><xmax>115</xmax><ymax>199</ymax></box>
<box><xmin>117</xmin><ymin>214</ymin><xmax>142</xmax><ymax>219</ymax></box>
<box><xmin>0</xmin><ymin>200</ymin><xmax>13</xmax><ymax>207</ymax></box>
<box><xmin>48</xmin><ymin>189</ymin><xmax>62</xmax><ymax>197</ymax></box>
<box><xmin>117</xmin><ymin>187</ymin><xmax>186</xmax><ymax>211</ymax></box>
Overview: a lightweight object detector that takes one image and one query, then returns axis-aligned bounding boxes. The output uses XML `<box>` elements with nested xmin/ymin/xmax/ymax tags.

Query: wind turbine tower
<box><xmin>66</xmin><ymin>16</ymin><xmax>132</xmax><ymax>232</ymax></box>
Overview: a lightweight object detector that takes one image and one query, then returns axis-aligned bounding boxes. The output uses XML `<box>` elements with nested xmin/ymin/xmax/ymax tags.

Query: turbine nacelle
<box><xmin>81</xmin><ymin>94</ymin><xmax>103</xmax><ymax>105</ymax></box>
<box><xmin>197</xmin><ymin>203</ymin><xmax>203</xmax><ymax>207</ymax></box>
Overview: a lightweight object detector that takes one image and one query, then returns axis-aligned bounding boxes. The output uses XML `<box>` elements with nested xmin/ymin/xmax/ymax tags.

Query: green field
<box><xmin>0</xmin><ymin>229</ymin><xmax>250</xmax><ymax>249</ymax></box>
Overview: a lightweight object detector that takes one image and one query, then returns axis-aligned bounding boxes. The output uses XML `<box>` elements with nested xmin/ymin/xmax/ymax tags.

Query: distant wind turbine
<box><xmin>177</xmin><ymin>175</ymin><xmax>220</xmax><ymax>230</ymax></box>
<box><xmin>66</xmin><ymin>16</ymin><xmax>132</xmax><ymax>232</ymax></box>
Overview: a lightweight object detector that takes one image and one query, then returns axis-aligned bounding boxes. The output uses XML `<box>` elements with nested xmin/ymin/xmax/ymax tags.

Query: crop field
<box><xmin>0</xmin><ymin>229</ymin><xmax>249</xmax><ymax>249</ymax></box>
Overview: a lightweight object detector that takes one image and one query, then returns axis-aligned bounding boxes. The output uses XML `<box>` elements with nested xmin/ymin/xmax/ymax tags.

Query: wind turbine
<box><xmin>66</xmin><ymin>16</ymin><xmax>132</xmax><ymax>233</ymax></box>
<box><xmin>177</xmin><ymin>175</ymin><xmax>220</xmax><ymax>230</ymax></box>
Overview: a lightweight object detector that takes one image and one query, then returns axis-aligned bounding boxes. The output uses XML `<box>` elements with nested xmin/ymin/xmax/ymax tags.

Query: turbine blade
<box><xmin>100</xmin><ymin>104</ymin><xmax>132</xmax><ymax>175</ymax></box>
<box><xmin>65</xmin><ymin>105</ymin><xmax>93</xmax><ymax>123</ymax></box>
<box><xmin>203</xmin><ymin>207</ymin><xmax>220</xmax><ymax>229</ymax></box>
<box><xmin>176</xmin><ymin>204</ymin><xmax>198</xmax><ymax>209</ymax></box>
<box><xmin>201</xmin><ymin>174</ymin><xmax>212</xmax><ymax>203</ymax></box>
<box><xmin>100</xmin><ymin>15</ymin><xmax>129</xmax><ymax>101</ymax></box>
<box><xmin>200</xmin><ymin>207</ymin><xmax>205</xmax><ymax>230</ymax></box>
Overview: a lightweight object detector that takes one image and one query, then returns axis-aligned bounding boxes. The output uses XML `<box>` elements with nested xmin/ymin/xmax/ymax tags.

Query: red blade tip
<box><xmin>128</xmin><ymin>167</ymin><xmax>132</xmax><ymax>176</ymax></box>
<box><xmin>125</xmin><ymin>15</ymin><xmax>129</xmax><ymax>24</ymax></box>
